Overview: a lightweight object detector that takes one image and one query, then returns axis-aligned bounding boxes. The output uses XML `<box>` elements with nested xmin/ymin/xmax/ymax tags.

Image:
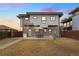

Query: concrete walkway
<box><xmin>0</xmin><ymin>38</ymin><xmax>22</xmax><ymax>49</ymax></box>
<box><xmin>23</xmin><ymin>36</ymin><xmax>54</xmax><ymax>40</ymax></box>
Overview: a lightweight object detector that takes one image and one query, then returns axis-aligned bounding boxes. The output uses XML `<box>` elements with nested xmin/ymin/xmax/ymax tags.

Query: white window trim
<box><xmin>41</xmin><ymin>16</ymin><xmax>47</xmax><ymax>24</ymax></box>
<box><xmin>49</xmin><ymin>29</ymin><xmax>52</xmax><ymax>33</ymax></box>
<box><xmin>28</xmin><ymin>29</ymin><xmax>31</xmax><ymax>32</ymax></box>
<box><xmin>25</xmin><ymin>18</ymin><xmax>28</xmax><ymax>20</ymax></box>
<box><xmin>35</xmin><ymin>29</ymin><xmax>39</xmax><ymax>32</ymax></box>
<box><xmin>33</xmin><ymin>16</ymin><xmax>37</xmax><ymax>19</ymax></box>
<box><xmin>50</xmin><ymin>16</ymin><xmax>56</xmax><ymax>21</ymax></box>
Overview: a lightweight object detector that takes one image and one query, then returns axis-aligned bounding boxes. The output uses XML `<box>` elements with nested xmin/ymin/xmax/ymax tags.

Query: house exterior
<box><xmin>61</xmin><ymin>7</ymin><xmax>79</xmax><ymax>31</ymax></box>
<box><xmin>17</xmin><ymin>12</ymin><xmax>63</xmax><ymax>38</ymax></box>
<box><xmin>69</xmin><ymin>7</ymin><xmax>79</xmax><ymax>30</ymax></box>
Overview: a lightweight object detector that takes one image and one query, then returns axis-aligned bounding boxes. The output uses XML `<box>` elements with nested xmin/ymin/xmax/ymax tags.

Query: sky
<box><xmin>0</xmin><ymin>3</ymin><xmax>79</xmax><ymax>30</ymax></box>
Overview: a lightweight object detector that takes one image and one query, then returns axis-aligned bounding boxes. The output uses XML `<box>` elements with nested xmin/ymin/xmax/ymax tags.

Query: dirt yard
<box><xmin>0</xmin><ymin>38</ymin><xmax>79</xmax><ymax>56</ymax></box>
<box><xmin>0</xmin><ymin>38</ymin><xmax>19</xmax><ymax>45</ymax></box>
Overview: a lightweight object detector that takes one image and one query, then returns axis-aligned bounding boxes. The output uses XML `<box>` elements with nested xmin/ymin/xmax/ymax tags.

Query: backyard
<box><xmin>0</xmin><ymin>38</ymin><xmax>79</xmax><ymax>56</ymax></box>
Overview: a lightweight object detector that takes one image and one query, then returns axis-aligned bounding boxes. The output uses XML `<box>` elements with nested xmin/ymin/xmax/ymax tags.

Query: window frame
<box><xmin>44</xmin><ymin>29</ymin><xmax>47</xmax><ymax>32</ymax></box>
<box><xmin>49</xmin><ymin>29</ymin><xmax>52</xmax><ymax>33</ymax></box>
<box><xmin>25</xmin><ymin>18</ymin><xmax>29</xmax><ymax>20</ymax></box>
<box><xmin>33</xmin><ymin>16</ymin><xmax>37</xmax><ymax>19</ymax></box>
<box><xmin>35</xmin><ymin>29</ymin><xmax>39</xmax><ymax>32</ymax></box>
<box><xmin>50</xmin><ymin>16</ymin><xmax>56</xmax><ymax>21</ymax></box>
<box><xmin>28</xmin><ymin>29</ymin><xmax>31</xmax><ymax>32</ymax></box>
<box><xmin>41</xmin><ymin>16</ymin><xmax>47</xmax><ymax>24</ymax></box>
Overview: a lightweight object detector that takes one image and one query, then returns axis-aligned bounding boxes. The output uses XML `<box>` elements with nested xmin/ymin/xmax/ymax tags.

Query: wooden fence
<box><xmin>0</xmin><ymin>31</ymin><xmax>22</xmax><ymax>39</ymax></box>
<box><xmin>60</xmin><ymin>31</ymin><xmax>79</xmax><ymax>40</ymax></box>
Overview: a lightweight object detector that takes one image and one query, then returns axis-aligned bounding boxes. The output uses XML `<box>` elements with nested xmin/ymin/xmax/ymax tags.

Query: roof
<box><xmin>27</xmin><ymin>12</ymin><xmax>63</xmax><ymax>17</ymax></box>
<box><xmin>69</xmin><ymin>7</ymin><xmax>79</xmax><ymax>14</ymax></box>
<box><xmin>0</xmin><ymin>25</ymin><xmax>18</xmax><ymax>31</ymax></box>
<box><xmin>61</xmin><ymin>17</ymin><xmax>72</xmax><ymax>23</ymax></box>
<box><xmin>0</xmin><ymin>25</ymin><xmax>11</xmax><ymax>30</ymax></box>
<box><xmin>17</xmin><ymin>14</ymin><xmax>29</xmax><ymax>18</ymax></box>
<box><xmin>17</xmin><ymin>12</ymin><xmax>63</xmax><ymax>18</ymax></box>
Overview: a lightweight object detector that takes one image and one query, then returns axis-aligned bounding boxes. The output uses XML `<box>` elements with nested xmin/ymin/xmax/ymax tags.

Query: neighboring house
<box><xmin>0</xmin><ymin>25</ymin><xmax>19</xmax><ymax>39</ymax></box>
<box><xmin>61</xmin><ymin>17</ymin><xmax>72</xmax><ymax>31</ymax></box>
<box><xmin>17</xmin><ymin>12</ymin><xmax>63</xmax><ymax>38</ymax></box>
<box><xmin>61</xmin><ymin>7</ymin><xmax>79</xmax><ymax>31</ymax></box>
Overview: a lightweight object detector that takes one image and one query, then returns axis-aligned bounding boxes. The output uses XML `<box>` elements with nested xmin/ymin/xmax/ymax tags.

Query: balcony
<box><xmin>63</xmin><ymin>25</ymin><xmax>72</xmax><ymax>31</ymax></box>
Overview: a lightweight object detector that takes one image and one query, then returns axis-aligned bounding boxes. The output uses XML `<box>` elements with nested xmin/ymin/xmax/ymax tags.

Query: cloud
<box><xmin>0</xmin><ymin>3</ymin><xmax>30</xmax><ymax>10</ymax></box>
<box><xmin>0</xmin><ymin>7</ymin><xmax>14</xmax><ymax>10</ymax></box>
<box><xmin>40</xmin><ymin>8</ymin><xmax>58</xmax><ymax>12</ymax></box>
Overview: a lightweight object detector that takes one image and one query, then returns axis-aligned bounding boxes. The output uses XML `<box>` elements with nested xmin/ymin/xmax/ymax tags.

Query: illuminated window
<box><xmin>51</xmin><ymin>16</ymin><xmax>56</xmax><ymax>21</ymax></box>
<box><xmin>64</xmin><ymin>23</ymin><xmax>66</xmax><ymax>27</ymax></box>
<box><xmin>33</xmin><ymin>16</ymin><xmax>37</xmax><ymax>19</ymax></box>
<box><xmin>49</xmin><ymin>29</ymin><xmax>52</xmax><ymax>33</ymax></box>
<box><xmin>67</xmin><ymin>22</ymin><xmax>70</xmax><ymax>27</ymax></box>
<box><xmin>35</xmin><ymin>29</ymin><xmax>39</xmax><ymax>32</ymax></box>
<box><xmin>70</xmin><ymin>21</ymin><xmax>72</xmax><ymax>25</ymax></box>
<box><xmin>41</xmin><ymin>17</ymin><xmax>46</xmax><ymax>23</ymax></box>
<box><xmin>25</xmin><ymin>18</ymin><xmax>28</xmax><ymax>20</ymax></box>
<box><xmin>28</xmin><ymin>29</ymin><xmax>31</xmax><ymax>32</ymax></box>
<box><xmin>44</xmin><ymin>29</ymin><xmax>47</xmax><ymax>32</ymax></box>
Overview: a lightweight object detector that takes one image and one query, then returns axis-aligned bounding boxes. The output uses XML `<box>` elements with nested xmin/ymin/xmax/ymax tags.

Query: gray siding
<box><xmin>21</xmin><ymin>14</ymin><xmax>60</xmax><ymax>38</ymax></box>
<box><xmin>30</xmin><ymin>15</ymin><xmax>59</xmax><ymax>28</ymax></box>
<box><xmin>72</xmin><ymin>14</ymin><xmax>79</xmax><ymax>30</ymax></box>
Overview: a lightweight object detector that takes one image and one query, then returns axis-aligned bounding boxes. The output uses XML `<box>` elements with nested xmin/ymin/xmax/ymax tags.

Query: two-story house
<box><xmin>69</xmin><ymin>7</ymin><xmax>79</xmax><ymax>30</ymax></box>
<box><xmin>17</xmin><ymin>12</ymin><xmax>63</xmax><ymax>38</ymax></box>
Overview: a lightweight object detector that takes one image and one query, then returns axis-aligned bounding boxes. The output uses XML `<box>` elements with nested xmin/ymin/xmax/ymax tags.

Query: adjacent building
<box><xmin>17</xmin><ymin>12</ymin><xmax>63</xmax><ymax>38</ymax></box>
<box><xmin>0</xmin><ymin>25</ymin><xmax>19</xmax><ymax>39</ymax></box>
<box><xmin>61</xmin><ymin>7</ymin><xmax>79</xmax><ymax>31</ymax></box>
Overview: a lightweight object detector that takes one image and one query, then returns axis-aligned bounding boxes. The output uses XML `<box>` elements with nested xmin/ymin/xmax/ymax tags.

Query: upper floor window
<box><xmin>41</xmin><ymin>16</ymin><xmax>47</xmax><ymax>23</ymax></box>
<box><xmin>67</xmin><ymin>22</ymin><xmax>70</xmax><ymax>27</ymax></box>
<box><xmin>33</xmin><ymin>16</ymin><xmax>37</xmax><ymax>19</ymax></box>
<box><xmin>64</xmin><ymin>23</ymin><xmax>66</xmax><ymax>27</ymax></box>
<box><xmin>51</xmin><ymin>16</ymin><xmax>56</xmax><ymax>21</ymax></box>
<box><xmin>25</xmin><ymin>18</ymin><xmax>28</xmax><ymax>20</ymax></box>
<box><xmin>70</xmin><ymin>21</ymin><xmax>72</xmax><ymax>26</ymax></box>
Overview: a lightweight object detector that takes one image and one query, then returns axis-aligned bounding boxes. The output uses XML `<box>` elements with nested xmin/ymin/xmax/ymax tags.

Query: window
<box><xmin>67</xmin><ymin>22</ymin><xmax>70</xmax><ymax>27</ymax></box>
<box><xmin>35</xmin><ymin>29</ymin><xmax>39</xmax><ymax>32</ymax></box>
<box><xmin>49</xmin><ymin>29</ymin><xmax>52</xmax><ymax>33</ymax></box>
<box><xmin>51</xmin><ymin>16</ymin><xmax>56</xmax><ymax>21</ymax></box>
<box><xmin>42</xmin><ymin>17</ymin><xmax>46</xmax><ymax>23</ymax></box>
<box><xmin>25</xmin><ymin>18</ymin><xmax>28</xmax><ymax>20</ymax></box>
<box><xmin>28</xmin><ymin>29</ymin><xmax>31</xmax><ymax>32</ymax></box>
<box><xmin>70</xmin><ymin>21</ymin><xmax>72</xmax><ymax>26</ymax></box>
<box><xmin>64</xmin><ymin>23</ymin><xmax>66</xmax><ymax>27</ymax></box>
<box><xmin>44</xmin><ymin>29</ymin><xmax>47</xmax><ymax>32</ymax></box>
<box><xmin>33</xmin><ymin>16</ymin><xmax>37</xmax><ymax>19</ymax></box>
